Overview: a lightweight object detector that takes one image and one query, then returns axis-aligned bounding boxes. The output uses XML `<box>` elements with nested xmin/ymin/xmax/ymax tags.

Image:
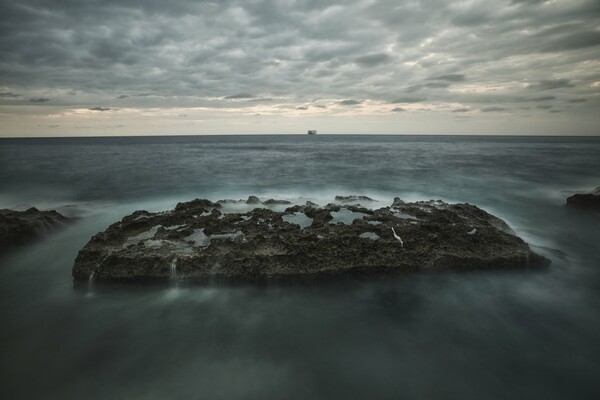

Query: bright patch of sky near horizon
<box><xmin>0</xmin><ymin>0</ymin><xmax>599</xmax><ymax>136</ymax></box>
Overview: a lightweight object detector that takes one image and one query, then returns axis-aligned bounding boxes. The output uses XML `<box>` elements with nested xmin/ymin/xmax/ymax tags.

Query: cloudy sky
<box><xmin>0</xmin><ymin>0</ymin><xmax>599</xmax><ymax>136</ymax></box>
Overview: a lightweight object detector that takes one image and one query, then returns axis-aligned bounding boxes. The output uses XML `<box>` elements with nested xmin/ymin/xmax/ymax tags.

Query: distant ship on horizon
<box><xmin>307</xmin><ymin>130</ymin><xmax>317</xmax><ymax>135</ymax></box>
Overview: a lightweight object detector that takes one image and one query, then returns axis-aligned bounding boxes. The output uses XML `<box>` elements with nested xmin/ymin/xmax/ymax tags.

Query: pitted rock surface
<box><xmin>73</xmin><ymin>197</ymin><xmax>550</xmax><ymax>284</ymax></box>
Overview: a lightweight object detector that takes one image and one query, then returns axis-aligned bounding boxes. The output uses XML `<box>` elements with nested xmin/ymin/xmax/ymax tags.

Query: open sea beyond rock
<box><xmin>1</xmin><ymin>134</ymin><xmax>599</xmax><ymax>399</ymax></box>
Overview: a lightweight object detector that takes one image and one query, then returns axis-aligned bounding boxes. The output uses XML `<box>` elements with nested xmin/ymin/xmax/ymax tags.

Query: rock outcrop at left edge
<box><xmin>72</xmin><ymin>197</ymin><xmax>550</xmax><ymax>287</ymax></box>
<box><xmin>0</xmin><ymin>207</ymin><xmax>69</xmax><ymax>254</ymax></box>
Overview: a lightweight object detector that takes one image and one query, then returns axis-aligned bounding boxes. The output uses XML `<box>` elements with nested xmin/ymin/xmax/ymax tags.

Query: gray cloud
<box><xmin>88</xmin><ymin>107</ymin><xmax>115</xmax><ymax>111</ymax></box>
<box><xmin>428</xmin><ymin>74</ymin><xmax>466</xmax><ymax>82</ymax></box>
<box><xmin>453</xmin><ymin>108</ymin><xmax>470</xmax><ymax>113</ymax></box>
<box><xmin>391</xmin><ymin>107</ymin><xmax>405</xmax><ymax>112</ymax></box>
<box><xmin>539</xmin><ymin>30</ymin><xmax>600</xmax><ymax>53</ymax></box>
<box><xmin>529</xmin><ymin>96</ymin><xmax>556</xmax><ymax>102</ymax></box>
<box><xmin>511</xmin><ymin>0</ymin><xmax>547</xmax><ymax>4</ymax></box>
<box><xmin>338</xmin><ymin>99</ymin><xmax>362</xmax><ymax>106</ymax></box>
<box><xmin>390</xmin><ymin>96</ymin><xmax>427</xmax><ymax>104</ymax></box>
<box><xmin>0</xmin><ymin>0</ymin><xmax>598</xmax><ymax>135</ymax></box>
<box><xmin>528</xmin><ymin>79</ymin><xmax>575</xmax><ymax>90</ymax></box>
<box><xmin>354</xmin><ymin>53</ymin><xmax>392</xmax><ymax>67</ymax></box>
<box><xmin>29</xmin><ymin>97</ymin><xmax>50</xmax><ymax>102</ymax></box>
<box><xmin>224</xmin><ymin>93</ymin><xmax>255</xmax><ymax>100</ymax></box>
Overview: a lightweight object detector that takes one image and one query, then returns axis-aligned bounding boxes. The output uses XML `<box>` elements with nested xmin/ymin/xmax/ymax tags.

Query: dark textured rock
<box><xmin>392</xmin><ymin>197</ymin><xmax>405</xmax><ymax>207</ymax></box>
<box><xmin>246</xmin><ymin>196</ymin><xmax>261</xmax><ymax>204</ymax></box>
<box><xmin>73</xmin><ymin>198</ymin><xmax>550</xmax><ymax>285</ymax></box>
<box><xmin>0</xmin><ymin>208</ymin><xmax>68</xmax><ymax>254</ymax></box>
<box><xmin>566</xmin><ymin>187</ymin><xmax>600</xmax><ymax>210</ymax></box>
<box><xmin>263</xmin><ymin>199</ymin><xmax>292</xmax><ymax>205</ymax></box>
<box><xmin>335</xmin><ymin>195</ymin><xmax>376</xmax><ymax>203</ymax></box>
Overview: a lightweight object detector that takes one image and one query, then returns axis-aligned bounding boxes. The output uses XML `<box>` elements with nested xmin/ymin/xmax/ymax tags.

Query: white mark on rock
<box><xmin>391</xmin><ymin>227</ymin><xmax>404</xmax><ymax>248</ymax></box>
<box><xmin>467</xmin><ymin>228</ymin><xmax>477</xmax><ymax>235</ymax></box>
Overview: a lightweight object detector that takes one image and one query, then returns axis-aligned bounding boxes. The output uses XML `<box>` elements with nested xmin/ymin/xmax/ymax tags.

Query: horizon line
<box><xmin>1</xmin><ymin>133</ymin><xmax>600</xmax><ymax>139</ymax></box>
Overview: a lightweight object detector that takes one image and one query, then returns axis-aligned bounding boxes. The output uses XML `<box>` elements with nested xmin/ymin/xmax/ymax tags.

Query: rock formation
<box><xmin>73</xmin><ymin>197</ymin><xmax>549</xmax><ymax>286</ymax></box>
<box><xmin>566</xmin><ymin>187</ymin><xmax>600</xmax><ymax>210</ymax></box>
<box><xmin>0</xmin><ymin>208</ymin><xmax>68</xmax><ymax>254</ymax></box>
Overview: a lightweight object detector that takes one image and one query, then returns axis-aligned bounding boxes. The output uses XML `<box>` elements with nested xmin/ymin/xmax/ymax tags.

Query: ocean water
<box><xmin>0</xmin><ymin>134</ymin><xmax>599</xmax><ymax>399</ymax></box>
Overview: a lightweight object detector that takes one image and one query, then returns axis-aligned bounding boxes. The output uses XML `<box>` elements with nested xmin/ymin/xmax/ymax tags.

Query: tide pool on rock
<box><xmin>72</xmin><ymin>197</ymin><xmax>549</xmax><ymax>287</ymax></box>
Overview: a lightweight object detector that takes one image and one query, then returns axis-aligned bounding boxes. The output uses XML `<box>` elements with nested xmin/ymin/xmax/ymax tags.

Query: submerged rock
<box><xmin>73</xmin><ymin>198</ymin><xmax>549</xmax><ymax>285</ymax></box>
<box><xmin>566</xmin><ymin>187</ymin><xmax>600</xmax><ymax>210</ymax></box>
<box><xmin>263</xmin><ymin>199</ymin><xmax>292</xmax><ymax>205</ymax></box>
<box><xmin>217</xmin><ymin>196</ymin><xmax>291</xmax><ymax>206</ymax></box>
<box><xmin>335</xmin><ymin>195</ymin><xmax>376</xmax><ymax>203</ymax></box>
<box><xmin>0</xmin><ymin>208</ymin><xmax>68</xmax><ymax>254</ymax></box>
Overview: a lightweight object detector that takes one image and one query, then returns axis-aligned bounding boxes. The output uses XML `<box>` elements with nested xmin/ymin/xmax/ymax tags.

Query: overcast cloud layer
<box><xmin>0</xmin><ymin>0</ymin><xmax>599</xmax><ymax>136</ymax></box>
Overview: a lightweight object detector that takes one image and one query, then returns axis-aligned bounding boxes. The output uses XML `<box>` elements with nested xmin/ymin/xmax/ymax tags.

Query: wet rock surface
<box><xmin>73</xmin><ymin>197</ymin><xmax>550</xmax><ymax>285</ymax></box>
<box><xmin>566</xmin><ymin>187</ymin><xmax>600</xmax><ymax>210</ymax></box>
<box><xmin>0</xmin><ymin>208</ymin><xmax>68</xmax><ymax>254</ymax></box>
<box><xmin>335</xmin><ymin>195</ymin><xmax>376</xmax><ymax>204</ymax></box>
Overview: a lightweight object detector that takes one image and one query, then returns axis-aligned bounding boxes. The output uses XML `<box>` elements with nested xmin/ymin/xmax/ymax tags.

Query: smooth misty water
<box><xmin>0</xmin><ymin>135</ymin><xmax>599</xmax><ymax>399</ymax></box>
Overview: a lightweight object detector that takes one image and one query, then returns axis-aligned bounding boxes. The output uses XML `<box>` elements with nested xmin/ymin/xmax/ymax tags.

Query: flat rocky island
<box><xmin>73</xmin><ymin>197</ymin><xmax>550</xmax><ymax>286</ymax></box>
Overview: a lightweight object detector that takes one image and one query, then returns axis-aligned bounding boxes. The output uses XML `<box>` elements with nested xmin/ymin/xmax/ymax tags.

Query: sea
<box><xmin>0</xmin><ymin>134</ymin><xmax>599</xmax><ymax>399</ymax></box>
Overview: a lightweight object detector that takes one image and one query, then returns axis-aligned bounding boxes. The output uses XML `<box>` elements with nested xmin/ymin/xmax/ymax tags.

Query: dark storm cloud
<box><xmin>0</xmin><ymin>92</ymin><xmax>20</xmax><ymax>97</ymax></box>
<box><xmin>0</xmin><ymin>0</ymin><xmax>598</xmax><ymax>124</ymax></box>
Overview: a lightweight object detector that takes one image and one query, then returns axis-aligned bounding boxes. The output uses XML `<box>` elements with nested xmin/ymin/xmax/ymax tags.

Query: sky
<box><xmin>0</xmin><ymin>0</ymin><xmax>599</xmax><ymax>137</ymax></box>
